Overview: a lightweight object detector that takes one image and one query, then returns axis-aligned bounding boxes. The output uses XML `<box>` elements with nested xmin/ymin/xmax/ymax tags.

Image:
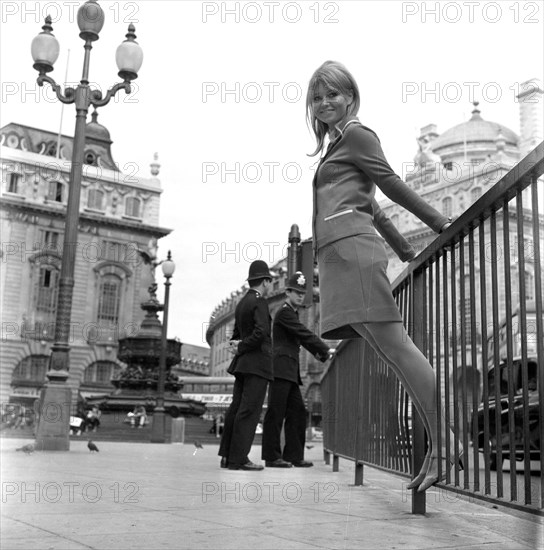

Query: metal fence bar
<box><xmin>516</xmin><ymin>188</ymin><xmax>532</xmax><ymax>505</ymax></box>
<box><xmin>468</xmin><ymin>229</ymin><xmax>480</xmax><ymax>494</ymax></box>
<box><xmin>530</xmin><ymin>175</ymin><xmax>544</xmax><ymax>509</ymax></box>
<box><xmin>489</xmin><ymin>210</ymin><xmax>505</xmax><ymax>497</ymax></box>
<box><xmin>478</xmin><ymin>217</ymin><xmax>492</xmax><ymax>495</ymax></box>
<box><xmin>502</xmin><ymin>199</ymin><xmax>518</xmax><ymax>502</ymax></box>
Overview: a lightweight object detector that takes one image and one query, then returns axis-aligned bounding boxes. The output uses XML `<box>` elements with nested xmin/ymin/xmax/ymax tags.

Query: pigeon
<box><xmin>16</xmin><ymin>443</ymin><xmax>35</xmax><ymax>454</ymax></box>
<box><xmin>306</xmin><ymin>445</ymin><xmax>314</xmax><ymax>450</ymax></box>
<box><xmin>87</xmin><ymin>440</ymin><xmax>99</xmax><ymax>452</ymax></box>
<box><xmin>193</xmin><ymin>440</ymin><xmax>203</xmax><ymax>455</ymax></box>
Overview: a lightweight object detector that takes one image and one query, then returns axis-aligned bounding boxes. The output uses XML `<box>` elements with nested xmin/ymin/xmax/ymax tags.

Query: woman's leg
<box><xmin>353</xmin><ymin>322</ymin><xmax>457</xmax><ymax>467</ymax></box>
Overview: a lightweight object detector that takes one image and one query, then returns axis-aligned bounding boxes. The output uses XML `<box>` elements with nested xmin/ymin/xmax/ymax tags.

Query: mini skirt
<box><xmin>317</xmin><ymin>233</ymin><xmax>403</xmax><ymax>340</ymax></box>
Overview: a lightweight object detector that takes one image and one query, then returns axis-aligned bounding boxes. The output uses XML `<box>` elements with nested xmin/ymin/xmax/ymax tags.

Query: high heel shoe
<box><xmin>406</xmin><ymin>455</ymin><xmax>431</xmax><ymax>490</ymax></box>
<box><xmin>417</xmin><ymin>452</ymin><xmax>465</xmax><ymax>492</ymax></box>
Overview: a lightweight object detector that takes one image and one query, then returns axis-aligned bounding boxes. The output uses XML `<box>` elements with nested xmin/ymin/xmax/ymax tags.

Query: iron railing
<box><xmin>320</xmin><ymin>141</ymin><xmax>544</xmax><ymax>515</ymax></box>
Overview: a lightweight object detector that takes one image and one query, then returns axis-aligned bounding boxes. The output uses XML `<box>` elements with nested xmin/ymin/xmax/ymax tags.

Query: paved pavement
<box><xmin>1</xmin><ymin>437</ymin><xmax>541</xmax><ymax>550</ymax></box>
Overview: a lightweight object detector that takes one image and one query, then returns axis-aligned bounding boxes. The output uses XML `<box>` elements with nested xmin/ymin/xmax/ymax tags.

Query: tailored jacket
<box><xmin>228</xmin><ymin>288</ymin><xmax>273</xmax><ymax>381</ymax></box>
<box><xmin>312</xmin><ymin>117</ymin><xmax>449</xmax><ymax>258</ymax></box>
<box><xmin>272</xmin><ymin>302</ymin><xmax>330</xmax><ymax>385</ymax></box>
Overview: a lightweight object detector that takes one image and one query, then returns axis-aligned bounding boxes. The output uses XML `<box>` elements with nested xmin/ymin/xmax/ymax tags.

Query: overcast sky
<box><xmin>2</xmin><ymin>0</ymin><xmax>543</xmax><ymax>347</ymax></box>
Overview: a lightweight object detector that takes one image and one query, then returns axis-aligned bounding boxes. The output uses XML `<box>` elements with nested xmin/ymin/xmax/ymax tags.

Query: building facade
<box><xmin>0</xmin><ymin>114</ymin><xmax>171</xmax><ymax>410</ymax></box>
<box><xmin>172</xmin><ymin>343</ymin><xmax>210</xmax><ymax>377</ymax></box>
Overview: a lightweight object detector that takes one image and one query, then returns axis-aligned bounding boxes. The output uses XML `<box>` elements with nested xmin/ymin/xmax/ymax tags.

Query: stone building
<box><xmin>381</xmin><ymin>80</ymin><xmax>543</xmax><ymax>346</ymax></box>
<box><xmin>172</xmin><ymin>343</ymin><xmax>210</xmax><ymax>377</ymax></box>
<box><xmin>0</xmin><ymin>114</ymin><xmax>171</xmax><ymax>410</ymax></box>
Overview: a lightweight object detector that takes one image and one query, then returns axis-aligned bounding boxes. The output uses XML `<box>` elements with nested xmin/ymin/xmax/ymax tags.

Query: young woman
<box><xmin>307</xmin><ymin>60</ymin><xmax>463</xmax><ymax>491</ymax></box>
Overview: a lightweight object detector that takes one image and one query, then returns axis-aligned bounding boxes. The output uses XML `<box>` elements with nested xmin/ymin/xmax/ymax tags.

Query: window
<box><xmin>41</xmin><ymin>230</ymin><xmax>61</xmax><ymax>252</ymax></box>
<box><xmin>442</xmin><ymin>197</ymin><xmax>453</xmax><ymax>218</ymax></box>
<box><xmin>443</xmin><ymin>162</ymin><xmax>453</xmax><ymax>171</ymax></box>
<box><xmin>87</xmin><ymin>189</ymin><xmax>105</xmax><ymax>210</ymax></box>
<box><xmin>471</xmin><ymin>187</ymin><xmax>482</xmax><ymax>202</ymax></box>
<box><xmin>48</xmin><ymin>180</ymin><xmax>64</xmax><ymax>202</ymax></box>
<box><xmin>83</xmin><ymin>361</ymin><xmax>121</xmax><ymax>384</ymax></box>
<box><xmin>391</xmin><ymin>214</ymin><xmax>399</xmax><ymax>228</ymax></box>
<box><xmin>98</xmin><ymin>275</ymin><xmax>120</xmax><ymax>323</ymax></box>
<box><xmin>125</xmin><ymin>197</ymin><xmax>141</xmax><ymax>218</ymax></box>
<box><xmin>45</xmin><ymin>142</ymin><xmax>57</xmax><ymax>157</ymax></box>
<box><xmin>85</xmin><ymin>151</ymin><xmax>97</xmax><ymax>166</ymax></box>
<box><xmin>12</xmin><ymin>356</ymin><xmax>48</xmax><ymax>383</ymax></box>
<box><xmin>7</xmin><ymin>173</ymin><xmax>21</xmax><ymax>194</ymax></box>
<box><xmin>36</xmin><ymin>266</ymin><xmax>59</xmax><ymax>314</ymax></box>
<box><xmin>102</xmin><ymin>240</ymin><xmax>132</xmax><ymax>263</ymax></box>
<box><xmin>525</xmin><ymin>271</ymin><xmax>534</xmax><ymax>301</ymax></box>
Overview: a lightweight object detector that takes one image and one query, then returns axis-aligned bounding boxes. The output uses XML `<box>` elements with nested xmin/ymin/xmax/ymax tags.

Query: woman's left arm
<box><xmin>348</xmin><ymin>126</ymin><xmax>450</xmax><ymax>233</ymax></box>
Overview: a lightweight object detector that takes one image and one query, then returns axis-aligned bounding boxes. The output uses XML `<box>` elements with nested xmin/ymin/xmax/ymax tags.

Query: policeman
<box><xmin>219</xmin><ymin>260</ymin><xmax>274</xmax><ymax>471</ymax></box>
<box><xmin>262</xmin><ymin>271</ymin><xmax>330</xmax><ymax>467</ymax></box>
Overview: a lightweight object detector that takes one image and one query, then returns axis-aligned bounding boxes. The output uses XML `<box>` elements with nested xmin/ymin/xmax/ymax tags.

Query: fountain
<box><xmin>86</xmin><ymin>247</ymin><xmax>206</xmax><ymax>423</ymax></box>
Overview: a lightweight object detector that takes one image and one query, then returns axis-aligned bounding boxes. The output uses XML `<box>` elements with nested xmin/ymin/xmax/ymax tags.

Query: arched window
<box><xmin>98</xmin><ymin>275</ymin><xmax>120</xmax><ymax>324</ymax></box>
<box><xmin>88</xmin><ymin>189</ymin><xmax>105</xmax><ymax>211</ymax></box>
<box><xmin>83</xmin><ymin>361</ymin><xmax>122</xmax><ymax>385</ymax></box>
<box><xmin>442</xmin><ymin>197</ymin><xmax>453</xmax><ymax>218</ymax></box>
<box><xmin>12</xmin><ymin>356</ymin><xmax>49</xmax><ymax>383</ymax></box>
<box><xmin>391</xmin><ymin>214</ymin><xmax>399</xmax><ymax>228</ymax></box>
<box><xmin>125</xmin><ymin>197</ymin><xmax>141</xmax><ymax>218</ymax></box>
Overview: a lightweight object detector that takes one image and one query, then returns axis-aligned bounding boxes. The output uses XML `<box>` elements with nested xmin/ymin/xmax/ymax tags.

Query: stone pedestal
<box><xmin>35</xmin><ymin>383</ymin><xmax>72</xmax><ymax>451</ymax></box>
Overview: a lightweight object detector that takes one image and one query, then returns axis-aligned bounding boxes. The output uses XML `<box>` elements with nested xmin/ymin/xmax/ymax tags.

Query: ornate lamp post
<box><xmin>150</xmin><ymin>251</ymin><xmax>176</xmax><ymax>443</ymax></box>
<box><xmin>32</xmin><ymin>0</ymin><xmax>143</xmax><ymax>451</ymax></box>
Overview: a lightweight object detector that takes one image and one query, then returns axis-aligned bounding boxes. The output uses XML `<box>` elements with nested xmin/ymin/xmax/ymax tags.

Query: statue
<box><xmin>137</xmin><ymin>237</ymin><xmax>163</xmax><ymax>288</ymax></box>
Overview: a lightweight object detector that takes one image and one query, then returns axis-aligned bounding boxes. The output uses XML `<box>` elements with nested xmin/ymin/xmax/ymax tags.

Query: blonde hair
<box><xmin>306</xmin><ymin>61</ymin><xmax>361</xmax><ymax>157</ymax></box>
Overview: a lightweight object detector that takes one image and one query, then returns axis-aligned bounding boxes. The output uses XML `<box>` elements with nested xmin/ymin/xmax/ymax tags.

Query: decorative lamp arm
<box><xmin>36</xmin><ymin>74</ymin><xmax>75</xmax><ymax>105</ymax></box>
<box><xmin>91</xmin><ymin>80</ymin><xmax>132</xmax><ymax>107</ymax></box>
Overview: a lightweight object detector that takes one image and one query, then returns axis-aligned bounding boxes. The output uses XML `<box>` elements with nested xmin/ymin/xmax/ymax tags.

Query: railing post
<box><xmin>411</xmin><ymin>271</ymin><xmax>426</xmax><ymax>514</ymax></box>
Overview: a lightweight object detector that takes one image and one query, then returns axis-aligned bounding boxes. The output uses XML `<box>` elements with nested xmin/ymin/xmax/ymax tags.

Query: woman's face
<box><xmin>312</xmin><ymin>82</ymin><xmax>353</xmax><ymax>130</ymax></box>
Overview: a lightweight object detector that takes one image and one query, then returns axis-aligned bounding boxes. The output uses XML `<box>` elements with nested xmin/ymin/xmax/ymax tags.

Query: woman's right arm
<box><xmin>348</xmin><ymin>125</ymin><xmax>450</xmax><ymax>233</ymax></box>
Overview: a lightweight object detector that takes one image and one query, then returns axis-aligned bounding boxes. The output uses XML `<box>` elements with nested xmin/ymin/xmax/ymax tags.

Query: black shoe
<box><xmin>291</xmin><ymin>460</ymin><xmax>313</xmax><ymax>468</ymax></box>
<box><xmin>265</xmin><ymin>459</ymin><xmax>292</xmax><ymax>468</ymax></box>
<box><xmin>220</xmin><ymin>457</ymin><xmax>228</xmax><ymax>469</ymax></box>
<box><xmin>228</xmin><ymin>460</ymin><xmax>264</xmax><ymax>471</ymax></box>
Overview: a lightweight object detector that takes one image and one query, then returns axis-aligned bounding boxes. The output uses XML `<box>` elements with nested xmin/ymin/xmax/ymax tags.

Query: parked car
<box><xmin>476</xmin><ymin>356</ymin><xmax>540</xmax><ymax>470</ymax></box>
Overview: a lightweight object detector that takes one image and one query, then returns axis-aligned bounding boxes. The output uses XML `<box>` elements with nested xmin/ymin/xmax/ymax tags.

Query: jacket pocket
<box><xmin>324</xmin><ymin>208</ymin><xmax>353</xmax><ymax>222</ymax></box>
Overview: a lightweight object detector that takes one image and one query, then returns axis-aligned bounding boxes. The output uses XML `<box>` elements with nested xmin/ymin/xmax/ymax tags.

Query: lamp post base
<box><xmin>35</xmin><ymin>381</ymin><xmax>71</xmax><ymax>451</ymax></box>
<box><xmin>150</xmin><ymin>408</ymin><xmax>166</xmax><ymax>443</ymax></box>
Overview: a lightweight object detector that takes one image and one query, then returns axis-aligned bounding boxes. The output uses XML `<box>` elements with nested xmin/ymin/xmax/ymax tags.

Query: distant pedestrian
<box><xmin>84</xmin><ymin>405</ymin><xmax>101</xmax><ymax>432</ymax></box>
<box><xmin>130</xmin><ymin>404</ymin><xmax>147</xmax><ymax>428</ymax></box>
<box><xmin>262</xmin><ymin>272</ymin><xmax>330</xmax><ymax>468</ymax></box>
<box><xmin>218</xmin><ymin>260</ymin><xmax>274</xmax><ymax>471</ymax></box>
<box><xmin>306</xmin><ymin>60</ymin><xmax>464</xmax><ymax>491</ymax></box>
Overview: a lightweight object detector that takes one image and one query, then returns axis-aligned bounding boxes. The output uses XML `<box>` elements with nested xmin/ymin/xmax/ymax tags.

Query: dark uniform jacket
<box><xmin>228</xmin><ymin>288</ymin><xmax>273</xmax><ymax>381</ymax></box>
<box><xmin>312</xmin><ymin>117</ymin><xmax>449</xmax><ymax>259</ymax></box>
<box><xmin>272</xmin><ymin>302</ymin><xmax>330</xmax><ymax>385</ymax></box>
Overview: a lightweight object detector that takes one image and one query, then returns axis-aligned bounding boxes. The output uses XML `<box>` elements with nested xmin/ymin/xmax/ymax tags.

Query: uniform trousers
<box><xmin>262</xmin><ymin>378</ymin><xmax>306</xmax><ymax>463</ymax></box>
<box><xmin>218</xmin><ymin>373</ymin><xmax>268</xmax><ymax>465</ymax></box>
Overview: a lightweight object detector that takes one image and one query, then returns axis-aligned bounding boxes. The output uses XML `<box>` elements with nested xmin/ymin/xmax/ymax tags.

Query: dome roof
<box><xmin>86</xmin><ymin>110</ymin><xmax>111</xmax><ymax>142</ymax></box>
<box><xmin>431</xmin><ymin>103</ymin><xmax>518</xmax><ymax>151</ymax></box>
